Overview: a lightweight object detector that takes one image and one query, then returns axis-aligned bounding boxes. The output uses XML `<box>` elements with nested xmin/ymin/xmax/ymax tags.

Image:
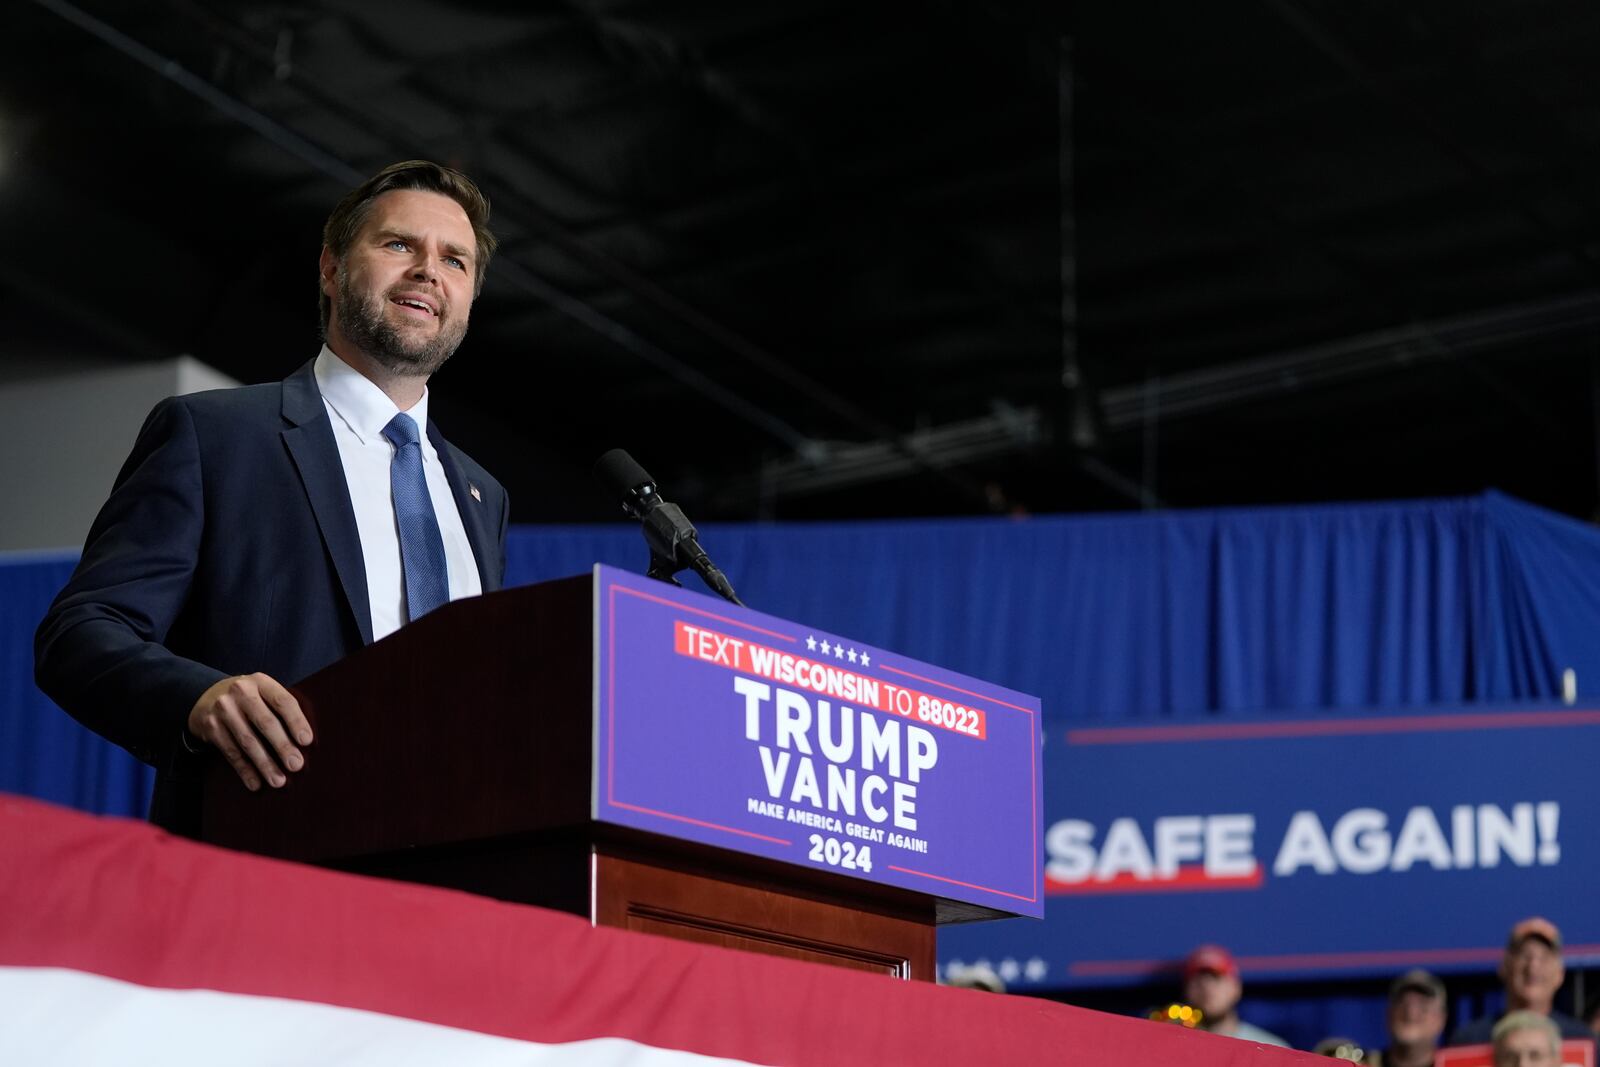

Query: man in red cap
<box><xmin>1449</xmin><ymin>917</ymin><xmax>1595</xmax><ymax>1050</ymax></box>
<box><xmin>1181</xmin><ymin>944</ymin><xmax>1288</xmax><ymax>1048</ymax></box>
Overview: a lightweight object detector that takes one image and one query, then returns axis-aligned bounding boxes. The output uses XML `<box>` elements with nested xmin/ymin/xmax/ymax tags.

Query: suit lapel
<box><xmin>281</xmin><ymin>360</ymin><xmax>374</xmax><ymax>645</ymax></box>
<box><xmin>429</xmin><ymin>422</ymin><xmax>500</xmax><ymax>593</ymax></box>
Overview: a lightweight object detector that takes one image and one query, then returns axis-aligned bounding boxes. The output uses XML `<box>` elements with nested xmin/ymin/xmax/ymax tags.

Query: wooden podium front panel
<box><xmin>592</xmin><ymin>849</ymin><xmax>934</xmax><ymax>980</ymax></box>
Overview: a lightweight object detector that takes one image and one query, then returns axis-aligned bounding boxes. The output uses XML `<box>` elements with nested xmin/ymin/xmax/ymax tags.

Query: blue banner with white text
<box><xmin>937</xmin><ymin>702</ymin><xmax>1600</xmax><ymax>987</ymax></box>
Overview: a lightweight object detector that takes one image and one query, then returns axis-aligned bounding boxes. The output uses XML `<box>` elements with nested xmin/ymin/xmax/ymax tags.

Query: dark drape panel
<box><xmin>1475</xmin><ymin>490</ymin><xmax>1600</xmax><ymax>698</ymax></box>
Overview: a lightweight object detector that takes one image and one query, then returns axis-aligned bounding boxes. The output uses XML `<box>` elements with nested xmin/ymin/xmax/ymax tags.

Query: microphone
<box><xmin>593</xmin><ymin>449</ymin><xmax>744</xmax><ymax>607</ymax></box>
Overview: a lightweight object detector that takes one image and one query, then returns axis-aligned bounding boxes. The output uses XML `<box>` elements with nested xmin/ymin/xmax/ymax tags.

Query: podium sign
<box><xmin>593</xmin><ymin>565</ymin><xmax>1044</xmax><ymax>918</ymax></box>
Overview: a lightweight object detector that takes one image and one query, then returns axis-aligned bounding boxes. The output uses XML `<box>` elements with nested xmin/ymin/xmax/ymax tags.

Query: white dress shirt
<box><xmin>314</xmin><ymin>346</ymin><xmax>482</xmax><ymax>641</ymax></box>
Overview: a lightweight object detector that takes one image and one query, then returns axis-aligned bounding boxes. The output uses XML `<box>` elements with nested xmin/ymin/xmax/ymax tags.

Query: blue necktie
<box><xmin>382</xmin><ymin>413</ymin><xmax>450</xmax><ymax>622</ymax></box>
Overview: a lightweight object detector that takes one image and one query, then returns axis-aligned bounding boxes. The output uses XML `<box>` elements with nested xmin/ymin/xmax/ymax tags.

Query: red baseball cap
<box><xmin>1507</xmin><ymin>916</ymin><xmax>1562</xmax><ymax>952</ymax></box>
<box><xmin>1184</xmin><ymin>944</ymin><xmax>1239</xmax><ymax>980</ymax></box>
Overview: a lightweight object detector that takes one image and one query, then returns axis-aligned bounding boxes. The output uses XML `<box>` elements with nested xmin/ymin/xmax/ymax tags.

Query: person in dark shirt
<box><xmin>1372</xmin><ymin>968</ymin><xmax>1447</xmax><ymax>1067</ymax></box>
<box><xmin>1449</xmin><ymin>917</ymin><xmax>1594</xmax><ymax>1049</ymax></box>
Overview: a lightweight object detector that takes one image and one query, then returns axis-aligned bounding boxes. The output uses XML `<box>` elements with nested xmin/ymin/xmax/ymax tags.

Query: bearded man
<box><xmin>36</xmin><ymin>161</ymin><xmax>509</xmax><ymax>836</ymax></box>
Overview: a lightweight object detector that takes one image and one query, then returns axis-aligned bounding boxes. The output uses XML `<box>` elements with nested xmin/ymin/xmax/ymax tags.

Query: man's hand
<box><xmin>186</xmin><ymin>673</ymin><xmax>313</xmax><ymax>791</ymax></box>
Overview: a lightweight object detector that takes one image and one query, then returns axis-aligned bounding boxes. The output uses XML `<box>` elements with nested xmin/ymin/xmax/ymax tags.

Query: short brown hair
<box><xmin>319</xmin><ymin>160</ymin><xmax>497</xmax><ymax>331</ymax></box>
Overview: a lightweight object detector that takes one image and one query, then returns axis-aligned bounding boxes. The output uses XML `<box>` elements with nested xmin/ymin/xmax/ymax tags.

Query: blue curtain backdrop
<box><xmin>5</xmin><ymin>489</ymin><xmax>1599</xmax><ymax>1049</ymax></box>
<box><xmin>504</xmin><ymin>489</ymin><xmax>1600</xmax><ymax>719</ymax></box>
<box><xmin>0</xmin><ymin>549</ymin><xmax>154</xmax><ymax>817</ymax></box>
<box><xmin>8</xmin><ymin>487</ymin><xmax>1599</xmax><ymax>831</ymax></box>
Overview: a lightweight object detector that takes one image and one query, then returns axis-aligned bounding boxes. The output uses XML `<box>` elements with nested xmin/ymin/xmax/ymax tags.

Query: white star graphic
<box><xmin>805</xmin><ymin>635</ymin><xmax>817</xmax><ymax>651</ymax></box>
<box><xmin>834</xmin><ymin>644</ymin><xmax>844</xmax><ymax>659</ymax></box>
<box><xmin>859</xmin><ymin>651</ymin><xmax>871</xmax><ymax>667</ymax></box>
<box><xmin>1024</xmin><ymin>957</ymin><xmax>1049</xmax><ymax>982</ymax></box>
<box><xmin>819</xmin><ymin>640</ymin><xmax>831</xmax><ymax>655</ymax></box>
<box><xmin>846</xmin><ymin>648</ymin><xmax>858</xmax><ymax>663</ymax></box>
<box><xmin>997</xmin><ymin>958</ymin><xmax>1021</xmax><ymax>982</ymax></box>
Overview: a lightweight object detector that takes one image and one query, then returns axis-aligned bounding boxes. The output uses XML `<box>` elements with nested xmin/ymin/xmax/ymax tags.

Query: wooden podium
<box><xmin>201</xmin><ymin>569</ymin><xmax>1041</xmax><ymax>981</ymax></box>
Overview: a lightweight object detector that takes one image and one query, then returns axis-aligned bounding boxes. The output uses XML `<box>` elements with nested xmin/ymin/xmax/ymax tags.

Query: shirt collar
<box><xmin>313</xmin><ymin>345</ymin><xmax>431</xmax><ymax>447</ymax></box>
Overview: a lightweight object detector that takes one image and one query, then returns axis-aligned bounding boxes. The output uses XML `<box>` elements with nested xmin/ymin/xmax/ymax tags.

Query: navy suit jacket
<box><xmin>35</xmin><ymin>360</ymin><xmax>509</xmax><ymax>835</ymax></box>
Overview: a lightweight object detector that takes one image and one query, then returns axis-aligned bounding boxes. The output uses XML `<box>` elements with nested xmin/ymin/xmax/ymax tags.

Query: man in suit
<box><xmin>35</xmin><ymin>160</ymin><xmax>509</xmax><ymax>837</ymax></box>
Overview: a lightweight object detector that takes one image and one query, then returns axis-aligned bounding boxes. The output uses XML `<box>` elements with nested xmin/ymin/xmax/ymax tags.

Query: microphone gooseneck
<box><xmin>593</xmin><ymin>449</ymin><xmax>745</xmax><ymax>607</ymax></box>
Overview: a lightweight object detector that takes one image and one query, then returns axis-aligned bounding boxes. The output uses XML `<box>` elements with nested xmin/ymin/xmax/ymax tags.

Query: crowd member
<box><xmin>1450</xmin><ymin>918</ymin><xmax>1592</xmax><ymax>1048</ymax></box>
<box><xmin>1371</xmin><ymin>969</ymin><xmax>1448</xmax><ymax>1067</ymax></box>
<box><xmin>1181</xmin><ymin>944</ymin><xmax>1289</xmax><ymax>1048</ymax></box>
<box><xmin>1490</xmin><ymin>1011</ymin><xmax>1562</xmax><ymax>1067</ymax></box>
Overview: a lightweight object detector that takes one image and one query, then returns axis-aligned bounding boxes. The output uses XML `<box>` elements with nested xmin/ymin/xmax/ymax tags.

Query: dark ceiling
<box><xmin>8</xmin><ymin>0</ymin><xmax>1600</xmax><ymax>525</ymax></box>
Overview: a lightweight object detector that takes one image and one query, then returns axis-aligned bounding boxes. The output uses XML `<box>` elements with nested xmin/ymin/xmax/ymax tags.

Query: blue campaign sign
<box><xmin>592</xmin><ymin>565</ymin><xmax>1044</xmax><ymax>918</ymax></box>
<box><xmin>938</xmin><ymin>704</ymin><xmax>1600</xmax><ymax>989</ymax></box>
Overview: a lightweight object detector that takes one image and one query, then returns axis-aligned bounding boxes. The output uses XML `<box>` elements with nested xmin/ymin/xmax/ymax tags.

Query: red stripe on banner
<box><xmin>607</xmin><ymin>799</ymin><xmax>792</xmax><ymax>845</ymax></box>
<box><xmin>0</xmin><ymin>795</ymin><xmax>1321</xmax><ymax>1066</ymax></box>
<box><xmin>1030</xmin><ymin>701</ymin><xmax>1039</xmax><ymax>899</ymax></box>
<box><xmin>612</xmin><ymin>584</ymin><xmax>799</xmax><ymax>643</ymax></box>
<box><xmin>1046</xmin><ymin>864</ymin><xmax>1264</xmax><ymax>895</ymax></box>
<box><xmin>885</xmin><ymin>865</ymin><xmax>1041</xmax><ymax>903</ymax></box>
<box><xmin>877</xmin><ymin>662</ymin><xmax>1038</xmax><ymax>715</ymax></box>
<box><xmin>607</xmin><ymin>583</ymin><xmax>619</xmax><ymax>808</ymax></box>
<box><xmin>1066</xmin><ymin>708</ymin><xmax>1600</xmax><ymax>745</ymax></box>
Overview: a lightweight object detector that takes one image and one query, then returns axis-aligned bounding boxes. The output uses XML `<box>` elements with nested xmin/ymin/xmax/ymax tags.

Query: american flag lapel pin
<box><xmin>469</xmin><ymin>484</ymin><xmax>482</xmax><ymax>502</ymax></box>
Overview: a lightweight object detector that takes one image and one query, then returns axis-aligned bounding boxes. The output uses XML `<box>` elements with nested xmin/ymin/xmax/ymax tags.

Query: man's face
<box><xmin>1502</xmin><ymin>939</ymin><xmax>1564</xmax><ymax>1008</ymax></box>
<box><xmin>322</xmin><ymin>188</ymin><xmax>477</xmax><ymax>377</ymax></box>
<box><xmin>1493</xmin><ymin>1026</ymin><xmax>1559</xmax><ymax>1067</ymax></box>
<box><xmin>1184</xmin><ymin>969</ymin><xmax>1241</xmax><ymax>1021</ymax></box>
<box><xmin>1388</xmin><ymin>989</ymin><xmax>1445</xmax><ymax>1046</ymax></box>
